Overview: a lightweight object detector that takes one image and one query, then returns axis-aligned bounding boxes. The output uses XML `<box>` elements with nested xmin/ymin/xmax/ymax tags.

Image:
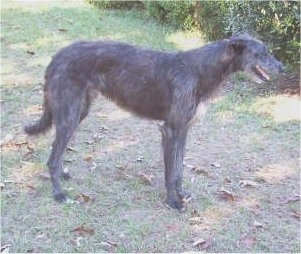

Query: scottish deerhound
<box><xmin>24</xmin><ymin>34</ymin><xmax>283</xmax><ymax>211</ymax></box>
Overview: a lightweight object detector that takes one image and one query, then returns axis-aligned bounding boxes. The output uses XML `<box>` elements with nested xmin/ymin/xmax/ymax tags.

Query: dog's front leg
<box><xmin>161</xmin><ymin>122</ymin><xmax>191</xmax><ymax>212</ymax></box>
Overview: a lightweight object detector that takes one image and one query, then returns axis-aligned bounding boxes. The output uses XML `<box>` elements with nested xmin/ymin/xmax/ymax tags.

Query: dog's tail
<box><xmin>24</xmin><ymin>96</ymin><xmax>52</xmax><ymax>136</ymax></box>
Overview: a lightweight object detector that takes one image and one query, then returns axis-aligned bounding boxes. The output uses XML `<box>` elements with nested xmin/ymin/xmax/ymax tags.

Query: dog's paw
<box><xmin>60</xmin><ymin>172</ymin><xmax>71</xmax><ymax>180</ymax></box>
<box><xmin>166</xmin><ymin>197</ymin><xmax>187</xmax><ymax>212</ymax></box>
<box><xmin>54</xmin><ymin>192</ymin><xmax>68</xmax><ymax>203</ymax></box>
<box><xmin>178</xmin><ymin>191</ymin><xmax>193</xmax><ymax>203</ymax></box>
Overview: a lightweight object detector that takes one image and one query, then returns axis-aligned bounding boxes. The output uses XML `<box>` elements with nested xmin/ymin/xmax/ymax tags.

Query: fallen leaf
<box><xmin>67</xmin><ymin>146</ymin><xmax>77</xmax><ymax>152</ymax></box>
<box><xmin>84</xmin><ymin>154</ymin><xmax>93</xmax><ymax>162</ymax></box>
<box><xmin>138</xmin><ymin>173</ymin><xmax>154</xmax><ymax>185</ymax></box>
<box><xmin>26</xmin><ymin>184</ymin><xmax>36</xmax><ymax>190</ymax></box>
<box><xmin>106</xmin><ymin>240</ymin><xmax>118</xmax><ymax>247</ymax></box>
<box><xmin>99</xmin><ymin>240</ymin><xmax>118</xmax><ymax>251</ymax></box>
<box><xmin>239</xmin><ymin>180</ymin><xmax>259</xmax><ymax>188</ymax></box>
<box><xmin>35</xmin><ymin>233</ymin><xmax>47</xmax><ymax>240</ymax></box>
<box><xmin>192</xmin><ymin>167</ymin><xmax>211</xmax><ymax>177</ymax></box>
<box><xmin>253</xmin><ymin>221</ymin><xmax>264</xmax><ymax>229</ymax></box>
<box><xmin>1</xmin><ymin>244</ymin><xmax>10</xmax><ymax>253</ymax></box>
<box><xmin>184</xmin><ymin>162</ymin><xmax>213</xmax><ymax>178</ymax></box>
<box><xmin>211</xmin><ymin>162</ymin><xmax>221</xmax><ymax>168</ymax></box>
<box><xmin>192</xmin><ymin>237</ymin><xmax>213</xmax><ymax>250</ymax></box>
<box><xmin>223</xmin><ymin>178</ymin><xmax>232</xmax><ymax>184</ymax></box>
<box><xmin>136</xmin><ymin>156</ymin><xmax>144</xmax><ymax>163</ymax></box>
<box><xmin>192</xmin><ymin>237</ymin><xmax>206</xmax><ymax>247</ymax></box>
<box><xmin>217</xmin><ymin>187</ymin><xmax>239</xmax><ymax>202</ymax></box>
<box><xmin>65</xmin><ymin>158</ymin><xmax>75</xmax><ymax>163</ymax></box>
<box><xmin>26</xmin><ymin>50</ymin><xmax>35</xmax><ymax>55</ymax></box>
<box><xmin>71</xmin><ymin>225</ymin><xmax>95</xmax><ymax>236</ymax></box>
<box><xmin>76</xmin><ymin>193</ymin><xmax>94</xmax><ymax>203</ymax></box>
<box><xmin>99</xmin><ymin>125</ymin><xmax>109</xmax><ymax>132</ymax></box>
<box><xmin>239</xmin><ymin>234</ymin><xmax>256</xmax><ymax>248</ymax></box>
<box><xmin>183</xmin><ymin>161</ymin><xmax>196</xmax><ymax>170</ymax></box>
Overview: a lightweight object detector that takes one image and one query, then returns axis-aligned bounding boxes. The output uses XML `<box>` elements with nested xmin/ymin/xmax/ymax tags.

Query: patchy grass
<box><xmin>1</xmin><ymin>1</ymin><xmax>300</xmax><ymax>253</ymax></box>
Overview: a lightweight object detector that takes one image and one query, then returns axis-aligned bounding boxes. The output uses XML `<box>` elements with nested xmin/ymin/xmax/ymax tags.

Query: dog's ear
<box><xmin>226</xmin><ymin>39</ymin><xmax>246</xmax><ymax>55</ymax></box>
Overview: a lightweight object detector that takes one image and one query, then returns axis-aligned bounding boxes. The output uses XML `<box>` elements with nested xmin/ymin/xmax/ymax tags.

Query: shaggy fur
<box><xmin>24</xmin><ymin>34</ymin><xmax>283</xmax><ymax>211</ymax></box>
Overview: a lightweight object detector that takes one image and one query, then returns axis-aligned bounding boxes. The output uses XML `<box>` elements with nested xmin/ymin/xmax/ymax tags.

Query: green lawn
<box><xmin>1</xmin><ymin>1</ymin><xmax>300</xmax><ymax>253</ymax></box>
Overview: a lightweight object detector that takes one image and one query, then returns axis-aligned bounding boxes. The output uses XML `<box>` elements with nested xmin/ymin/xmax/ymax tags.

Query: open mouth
<box><xmin>253</xmin><ymin>65</ymin><xmax>270</xmax><ymax>82</ymax></box>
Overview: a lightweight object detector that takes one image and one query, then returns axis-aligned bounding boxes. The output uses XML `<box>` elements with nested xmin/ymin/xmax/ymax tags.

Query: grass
<box><xmin>1</xmin><ymin>1</ymin><xmax>300</xmax><ymax>253</ymax></box>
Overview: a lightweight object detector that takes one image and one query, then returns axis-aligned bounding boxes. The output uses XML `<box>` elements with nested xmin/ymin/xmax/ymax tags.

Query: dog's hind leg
<box><xmin>47</xmin><ymin>86</ymin><xmax>84</xmax><ymax>202</ymax></box>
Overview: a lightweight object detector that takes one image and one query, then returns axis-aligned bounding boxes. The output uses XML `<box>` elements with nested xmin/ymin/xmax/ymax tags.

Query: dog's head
<box><xmin>226</xmin><ymin>34</ymin><xmax>284</xmax><ymax>83</ymax></box>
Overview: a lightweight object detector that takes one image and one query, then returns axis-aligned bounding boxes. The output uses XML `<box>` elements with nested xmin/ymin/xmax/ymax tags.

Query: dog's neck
<box><xmin>180</xmin><ymin>40</ymin><xmax>242</xmax><ymax>101</ymax></box>
<box><xmin>185</xmin><ymin>40</ymin><xmax>242</xmax><ymax>80</ymax></box>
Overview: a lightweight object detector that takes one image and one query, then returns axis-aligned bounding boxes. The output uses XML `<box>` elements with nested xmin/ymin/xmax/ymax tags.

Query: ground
<box><xmin>1</xmin><ymin>1</ymin><xmax>300</xmax><ymax>253</ymax></box>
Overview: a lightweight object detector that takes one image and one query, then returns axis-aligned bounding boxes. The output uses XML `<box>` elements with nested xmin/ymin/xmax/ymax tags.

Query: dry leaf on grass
<box><xmin>192</xmin><ymin>168</ymin><xmax>212</xmax><ymax>178</ymax></box>
<box><xmin>71</xmin><ymin>225</ymin><xmax>95</xmax><ymax>236</ymax></box>
<box><xmin>26</xmin><ymin>50</ymin><xmax>35</xmax><ymax>55</ymax></box>
<box><xmin>138</xmin><ymin>173</ymin><xmax>154</xmax><ymax>185</ymax></box>
<box><xmin>253</xmin><ymin>221</ymin><xmax>264</xmax><ymax>229</ymax></box>
<box><xmin>67</xmin><ymin>146</ymin><xmax>77</xmax><ymax>152</ymax></box>
<box><xmin>84</xmin><ymin>154</ymin><xmax>93</xmax><ymax>162</ymax></box>
<box><xmin>136</xmin><ymin>156</ymin><xmax>144</xmax><ymax>163</ymax></box>
<box><xmin>217</xmin><ymin>187</ymin><xmax>239</xmax><ymax>202</ymax></box>
<box><xmin>223</xmin><ymin>178</ymin><xmax>232</xmax><ymax>184</ymax></box>
<box><xmin>76</xmin><ymin>193</ymin><xmax>94</xmax><ymax>203</ymax></box>
<box><xmin>58</xmin><ymin>28</ymin><xmax>67</xmax><ymax>32</ymax></box>
<box><xmin>99</xmin><ymin>240</ymin><xmax>118</xmax><ymax>251</ymax></box>
<box><xmin>1</xmin><ymin>244</ymin><xmax>11</xmax><ymax>253</ymax></box>
<box><xmin>26</xmin><ymin>184</ymin><xmax>36</xmax><ymax>190</ymax></box>
<box><xmin>211</xmin><ymin>162</ymin><xmax>221</xmax><ymax>168</ymax></box>
<box><xmin>184</xmin><ymin>162</ymin><xmax>213</xmax><ymax>178</ymax></box>
<box><xmin>239</xmin><ymin>180</ymin><xmax>259</xmax><ymax>188</ymax></box>
<box><xmin>192</xmin><ymin>237</ymin><xmax>213</xmax><ymax>250</ymax></box>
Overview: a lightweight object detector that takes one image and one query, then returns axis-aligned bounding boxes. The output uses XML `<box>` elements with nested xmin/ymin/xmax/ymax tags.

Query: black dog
<box><xmin>24</xmin><ymin>34</ymin><xmax>283</xmax><ymax>211</ymax></box>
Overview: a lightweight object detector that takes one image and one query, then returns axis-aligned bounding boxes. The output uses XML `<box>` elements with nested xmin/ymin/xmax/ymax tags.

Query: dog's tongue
<box><xmin>256</xmin><ymin>65</ymin><xmax>269</xmax><ymax>81</ymax></box>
